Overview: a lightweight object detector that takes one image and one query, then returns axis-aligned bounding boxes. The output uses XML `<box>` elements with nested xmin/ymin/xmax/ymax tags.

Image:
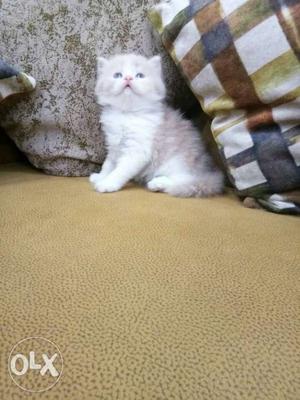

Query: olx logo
<box><xmin>8</xmin><ymin>337</ymin><xmax>63</xmax><ymax>393</ymax></box>
<box><xmin>10</xmin><ymin>351</ymin><xmax>59</xmax><ymax>377</ymax></box>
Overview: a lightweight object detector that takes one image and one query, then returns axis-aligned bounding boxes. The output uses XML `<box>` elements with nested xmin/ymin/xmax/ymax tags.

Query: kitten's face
<box><xmin>95</xmin><ymin>54</ymin><xmax>166</xmax><ymax>110</ymax></box>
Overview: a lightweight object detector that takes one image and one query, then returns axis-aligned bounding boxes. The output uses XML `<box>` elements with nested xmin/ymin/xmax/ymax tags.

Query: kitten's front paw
<box><xmin>147</xmin><ymin>176</ymin><xmax>171</xmax><ymax>192</ymax></box>
<box><xmin>95</xmin><ymin>178</ymin><xmax>122</xmax><ymax>193</ymax></box>
<box><xmin>89</xmin><ymin>173</ymin><xmax>101</xmax><ymax>184</ymax></box>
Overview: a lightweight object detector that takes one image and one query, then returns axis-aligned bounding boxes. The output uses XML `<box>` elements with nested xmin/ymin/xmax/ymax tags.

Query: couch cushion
<box><xmin>0</xmin><ymin>0</ymin><xmax>196</xmax><ymax>176</ymax></box>
<box><xmin>149</xmin><ymin>0</ymin><xmax>300</xmax><ymax>214</ymax></box>
<box><xmin>1</xmin><ymin>163</ymin><xmax>299</xmax><ymax>399</ymax></box>
<box><xmin>0</xmin><ymin>60</ymin><xmax>36</xmax><ymax>104</ymax></box>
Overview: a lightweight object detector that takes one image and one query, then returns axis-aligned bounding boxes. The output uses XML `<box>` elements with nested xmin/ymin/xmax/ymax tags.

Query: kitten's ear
<box><xmin>149</xmin><ymin>55</ymin><xmax>162</xmax><ymax>72</ymax></box>
<box><xmin>97</xmin><ymin>57</ymin><xmax>108</xmax><ymax>75</ymax></box>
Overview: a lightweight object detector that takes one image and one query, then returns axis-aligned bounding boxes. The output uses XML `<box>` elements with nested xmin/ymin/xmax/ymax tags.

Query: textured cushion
<box><xmin>1</xmin><ymin>163</ymin><xmax>300</xmax><ymax>399</ymax></box>
<box><xmin>0</xmin><ymin>60</ymin><xmax>36</xmax><ymax>104</ymax></box>
<box><xmin>149</xmin><ymin>0</ymin><xmax>300</xmax><ymax>214</ymax></box>
<box><xmin>0</xmin><ymin>0</ymin><xmax>195</xmax><ymax>176</ymax></box>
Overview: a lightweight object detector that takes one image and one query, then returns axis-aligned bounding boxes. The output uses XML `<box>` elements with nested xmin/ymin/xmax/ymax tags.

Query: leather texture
<box><xmin>1</xmin><ymin>163</ymin><xmax>299</xmax><ymax>399</ymax></box>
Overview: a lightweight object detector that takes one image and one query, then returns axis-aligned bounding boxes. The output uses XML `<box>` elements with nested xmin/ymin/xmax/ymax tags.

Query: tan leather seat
<box><xmin>1</xmin><ymin>163</ymin><xmax>299</xmax><ymax>399</ymax></box>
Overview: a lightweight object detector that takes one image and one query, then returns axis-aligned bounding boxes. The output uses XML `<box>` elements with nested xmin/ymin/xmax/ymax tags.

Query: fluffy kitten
<box><xmin>90</xmin><ymin>54</ymin><xmax>224</xmax><ymax>197</ymax></box>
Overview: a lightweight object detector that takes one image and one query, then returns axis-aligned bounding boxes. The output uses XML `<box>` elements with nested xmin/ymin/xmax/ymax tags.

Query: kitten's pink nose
<box><xmin>124</xmin><ymin>75</ymin><xmax>133</xmax><ymax>81</ymax></box>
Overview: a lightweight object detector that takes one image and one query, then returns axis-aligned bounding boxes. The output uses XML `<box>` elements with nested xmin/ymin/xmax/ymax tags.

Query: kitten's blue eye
<box><xmin>113</xmin><ymin>72</ymin><xmax>123</xmax><ymax>79</ymax></box>
<box><xmin>136</xmin><ymin>73</ymin><xmax>145</xmax><ymax>79</ymax></box>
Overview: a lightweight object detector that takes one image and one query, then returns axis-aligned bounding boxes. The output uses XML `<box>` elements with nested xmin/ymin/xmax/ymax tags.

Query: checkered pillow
<box><xmin>149</xmin><ymin>0</ymin><xmax>300</xmax><ymax>214</ymax></box>
<box><xmin>0</xmin><ymin>60</ymin><xmax>36</xmax><ymax>104</ymax></box>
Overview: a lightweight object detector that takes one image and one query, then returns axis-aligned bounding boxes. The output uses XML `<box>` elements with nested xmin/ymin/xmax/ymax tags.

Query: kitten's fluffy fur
<box><xmin>90</xmin><ymin>54</ymin><xmax>224</xmax><ymax>197</ymax></box>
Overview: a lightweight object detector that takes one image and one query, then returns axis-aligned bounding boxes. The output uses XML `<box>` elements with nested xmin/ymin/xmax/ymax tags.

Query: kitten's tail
<box><xmin>166</xmin><ymin>170</ymin><xmax>224</xmax><ymax>198</ymax></box>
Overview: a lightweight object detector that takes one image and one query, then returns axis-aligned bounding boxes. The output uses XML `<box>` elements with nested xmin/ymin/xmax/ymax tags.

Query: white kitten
<box><xmin>90</xmin><ymin>54</ymin><xmax>224</xmax><ymax>197</ymax></box>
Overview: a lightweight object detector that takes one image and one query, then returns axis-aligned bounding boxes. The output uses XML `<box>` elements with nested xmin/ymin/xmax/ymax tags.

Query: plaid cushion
<box><xmin>149</xmin><ymin>0</ymin><xmax>300</xmax><ymax>214</ymax></box>
<box><xmin>0</xmin><ymin>60</ymin><xmax>36</xmax><ymax>104</ymax></box>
